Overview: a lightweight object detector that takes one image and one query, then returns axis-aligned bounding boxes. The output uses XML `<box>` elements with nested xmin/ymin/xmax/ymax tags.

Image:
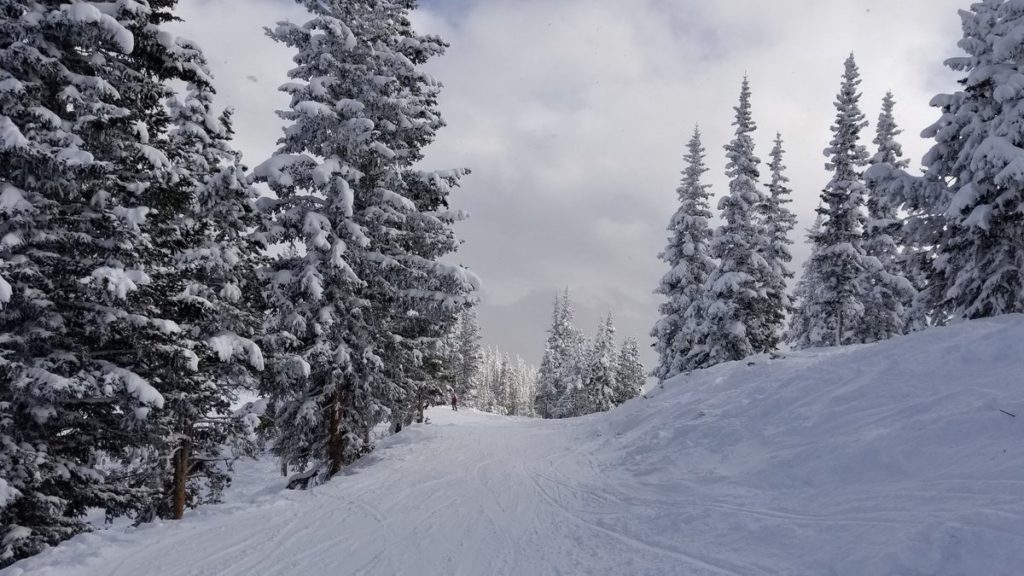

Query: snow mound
<box><xmin>5</xmin><ymin>316</ymin><xmax>1024</xmax><ymax>576</ymax></box>
<box><xmin>594</xmin><ymin>314</ymin><xmax>1024</xmax><ymax>575</ymax></box>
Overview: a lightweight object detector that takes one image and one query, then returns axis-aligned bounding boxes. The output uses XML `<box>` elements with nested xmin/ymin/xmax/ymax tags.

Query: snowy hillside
<box><xmin>6</xmin><ymin>317</ymin><xmax>1024</xmax><ymax>576</ymax></box>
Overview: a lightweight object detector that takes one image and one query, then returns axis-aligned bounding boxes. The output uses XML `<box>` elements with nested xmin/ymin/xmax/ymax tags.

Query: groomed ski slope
<box><xmin>6</xmin><ymin>316</ymin><xmax>1024</xmax><ymax>576</ymax></box>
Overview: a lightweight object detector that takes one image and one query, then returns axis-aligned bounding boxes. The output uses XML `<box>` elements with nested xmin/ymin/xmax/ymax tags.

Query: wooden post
<box><xmin>172</xmin><ymin>437</ymin><xmax>190</xmax><ymax>520</ymax></box>
<box><xmin>327</xmin><ymin>389</ymin><xmax>344</xmax><ymax>478</ymax></box>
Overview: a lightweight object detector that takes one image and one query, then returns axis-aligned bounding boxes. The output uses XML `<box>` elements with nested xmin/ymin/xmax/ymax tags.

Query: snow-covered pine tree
<box><xmin>0</xmin><ymin>0</ymin><xmax>254</xmax><ymax>561</ymax></box>
<box><xmin>534</xmin><ymin>294</ymin><xmax>565</xmax><ymax>419</ymax></box>
<box><xmin>508</xmin><ymin>356</ymin><xmax>538</xmax><ymax>417</ymax></box>
<box><xmin>534</xmin><ymin>290</ymin><xmax>585</xmax><ymax>419</ymax></box>
<box><xmin>787</xmin><ymin>214</ymin><xmax>828</xmax><ymax>348</ymax></box>
<box><xmin>254</xmin><ymin>0</ymin><xmax>477</xmax><ymax>487</ymax></box>
<box><xmin>454</xmin><ymin>306</ymin><xmax>483</xmax><ymax>403</ymax></box>
<box><xmin>138</xmin><ymin>66</ymin><xmax>267</xmax><ymax>521</ymax></box>
<box><xmin>613</xmin><ymin>338</ymin><xmax>644</xmax><ymax>406</ymax></box>
<box><xmin>437</xmin><ymin>314</ymin><xmax>460</xmax><ymax>396</ymax></box>
<box><xmin>790</xmin><ymin>55</ymin><xmax>871</xmax><ymax>348</ymax></box>
<box><xmin>651</xmin><ymin>126</ymin><xmax>716</xmax><ymax>381</ymax></box>
<box><xmin>584</xmin><ymin>314</ymin><xmax>617</xmax><ymax>414</ymax></box>
<box><xmin>471</xmin><ymin>349</ymin><xmax>536</xmax><ymax>416</ymax></box>
<box><xmin>759</xmin><ymin>133</ymin><xmax>798</xmax><ymax>344</ymax></box>
<box><xmin>691</xmin><ymin>77</ymin><xmax>773</xmax><ymax>367</ymax></box>
<box><xmin>859</xmin><ymin>91</ymin><xmax>916</xmax><ymax>343</ymax></box>
<box><xmin>477</xmin><ymin>347</ymin><xmax>501</xmax><ymax>414</ymax></box>
<box><xmin>558</xmin><ymin>330</ymin><xmax>590</xmax><ymax>419</ymax></box>
<box><xmin>885</xmin><ymin>0</ymin><xmax>1024</xmax><ymax>319</ymax></box>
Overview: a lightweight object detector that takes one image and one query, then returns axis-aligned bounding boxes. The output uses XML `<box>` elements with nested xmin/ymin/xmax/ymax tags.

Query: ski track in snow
<box><xmin>6</xmin><ymin>316</ymin><xmax>1024</xmax><ymax>576</ymax></box>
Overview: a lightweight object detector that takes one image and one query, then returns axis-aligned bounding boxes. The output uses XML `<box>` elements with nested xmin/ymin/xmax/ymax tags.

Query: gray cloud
<box><xmin>174</xmin><ymin>0</ymin><xmax>967</xmax><ymax>368</ymax></box>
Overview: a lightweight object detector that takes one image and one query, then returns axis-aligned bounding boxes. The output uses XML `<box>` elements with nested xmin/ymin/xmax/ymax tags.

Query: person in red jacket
<box><xmin>451</xmin><ymin>393</ymin><xmax>459</xmax><ymax>411</ymax></box>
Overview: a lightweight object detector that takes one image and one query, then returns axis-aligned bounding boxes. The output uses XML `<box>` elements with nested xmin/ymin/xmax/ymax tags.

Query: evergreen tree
<box><xmin>791</xmin><ymin>55</ymin><xmax>871</xmax><ymax>347</ymax></box>
<box><xmin>651</xmin><ymin>126</ymin><xmax>716</xmax><ymax>381</ymax></box>
<box><xmin>534</xmin><ymin>290</ymin><xmax>584</xmax><ymax>419</ymax></box>
<box><xmin>888</xmin><ymin>1</ymin><xmax>1024</xmax><ymax>319</ymax></box>
<box><xmin>509</xmin><ymin>356</ymin><xmax>538</xmax><ymax>417</ymax></box>
<box><xmin>760</xmin><ymin>133</ymin><xmax>798</xmax><ymax>345</ymax></box>
<box><xmin>534</xmin><ymin>294</ymin><xmax>565</xmax><ymax>419</ymax></box>
<box><xmin>254</xmin><ymin>0</ymin><xmax>476</xmax><ymax>487</ymax></box>
<box><xmin>859</xmin><ymin>92</ymin><xmax>916</xmax><ymax>342</ymax></box>
<box><xmin>787</xmin><ymin>215</ymin><xmax>829</xmax><ymax>348</ymax></box>
<box><xmin>478</xmin><ymin>347</ymin><xmax>501</xmax><ymax>414</ymax></box>
<box><xmin>474</xmin><ymin>349</ymin><xmax>537</xmax><ymax>417</ymax></box>
<box><xmin>0</xmin><ymin>0</ymin><xmax>253</xmax><ymax>562</ymax></box>
<box><xmin>120</xmin><ymin>56</ymin><xmax>267</xmax><ymax>523</ymax></box>
<box><xmin>692</xmin><ymin>77</ymin><xmax>773</xmax><ymax>367</ymax></box>
<box><xmin>454</xmin><ymin>307</ymin><xmax>483</xmax><ymax>402</ymax></box>
<box><xmin>585</xmin><ymin>314</ymin><xmax>617</xmax><ymax>414</ymax></box>
<box><xmin>558</xmin><ymin>330</ymin><xmax>590</xmax><ymax>419</ymax></box>
<box><xmin>613</xmin><ymin>338</ymin><xmax>644</xmax><ymax>406</ymax></box>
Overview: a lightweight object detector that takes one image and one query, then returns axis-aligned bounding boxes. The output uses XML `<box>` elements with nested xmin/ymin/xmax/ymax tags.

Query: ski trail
<box><xmin>8</xmin><ymin>317</ymin><xmax>1024</xmax><ymax>576</ymax></box>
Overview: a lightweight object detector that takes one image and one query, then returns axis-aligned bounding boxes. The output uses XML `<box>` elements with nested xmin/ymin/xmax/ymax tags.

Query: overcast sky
<box><xmin>172</xmin><ymin>0</ymin><xmax>967</xmax><ymax>368</ymax></box>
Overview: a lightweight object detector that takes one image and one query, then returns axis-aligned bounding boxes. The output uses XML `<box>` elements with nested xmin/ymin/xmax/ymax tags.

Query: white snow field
<box><xmin>6</xmin><ymin>316</ymin><xmax>1024</xmax><ymax>576</ymax></box>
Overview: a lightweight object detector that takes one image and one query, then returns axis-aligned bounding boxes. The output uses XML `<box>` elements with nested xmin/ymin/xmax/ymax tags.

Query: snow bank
<box><xmin>596</xmin><ymin>314</ymin><xmax>1024</xmax><ymax>575</ymax></box>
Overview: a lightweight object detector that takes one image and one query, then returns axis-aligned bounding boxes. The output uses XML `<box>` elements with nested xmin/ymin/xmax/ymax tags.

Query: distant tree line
<box><xmin>533</xmin><ymin>291</ymin><xmax>645</xmax><ymax>419</ymax></box>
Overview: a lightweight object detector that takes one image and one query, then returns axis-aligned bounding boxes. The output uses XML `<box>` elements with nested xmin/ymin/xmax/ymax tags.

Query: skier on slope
<box><xmin>451</xmin><ymin>393</ymin><xmax>459</xmax><ymax>411</ymax></box>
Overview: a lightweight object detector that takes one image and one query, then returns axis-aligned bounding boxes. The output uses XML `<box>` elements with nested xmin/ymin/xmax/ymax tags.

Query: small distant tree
<box><xmin>534</xmin><ymin>290</ymin><xmax>585</xmax><ymax>419</ymax></box>
<box><xmin>585</xmin><ymin>315</ymin><xmax>618</xmax><ymax>414</ymax></box>
<box><xmin>614</xmin><ymin>338</ymin><xmax>645</xmax><ymax>406</ymax></box>
<box><xmin>454</xmin><ymin>307</ymin><xmax>483</xmax><ymax>402</ymax></box>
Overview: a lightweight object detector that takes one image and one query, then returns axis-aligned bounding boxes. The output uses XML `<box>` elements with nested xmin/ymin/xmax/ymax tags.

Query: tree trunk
<box><xmin>172</xmin><ymin>437</ymin><xmax>190</xmax><ymax>520</ymax></box>
<box><xmin>327</xmin><ymin>388</ymin><xmax>344</xmax><ymax>478</ymax></box>
<box><xmin>836</xmin><ymin>308</ymin><xmax>844</xmax><ymax>347</ymax></box>
<box><xmin>280</xmin><ymin>457</ymin><xmax>287</xmax><ymax>478</ymax></box>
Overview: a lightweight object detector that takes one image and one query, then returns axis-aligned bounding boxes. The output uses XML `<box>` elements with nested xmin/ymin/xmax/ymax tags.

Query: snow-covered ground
<box><xmin>6</xmin><ymin>316</ymin><xmax>1024</xmax><ymax>576</ymax></box>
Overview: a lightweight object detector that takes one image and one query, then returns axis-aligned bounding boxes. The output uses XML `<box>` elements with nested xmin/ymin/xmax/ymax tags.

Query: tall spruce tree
<box><xmin>897</xmin><ymin>0</ymin><xmax>1024</xmax><ymax>319</ymax></box>
<box><xmin>254</xmin><ymin>0</ymin><xmax>476</xmax><ymax>487</ymax></box>
<box><xmin>790</xmin><ymin>55</ymin><xmax>871</xmax><ymax>348</ymax></box>
<box><xmin>140</xmin><ymin>67</ymin><xmax>267</xmax><ymax>522</ymax></box>
<box><xmin>0</xmin><ymin>0</ymin><xmax>256</xmax><ymax>562</ymax></box>
<box><xmin>760</xmin><ymin>133</ymin><xmax>798</xmax><ymax>346</ymax></box>
<box><xmin>859</xmin><ymin>92</ymin><xmax>915</xmax><ymax>342</ymax></box>
<box><xmin>692</xmin><ymin>77</ymin><xmax>773</xmax><ymax>367</ymax></box>
<box><xmin>651</xmin><ymin>127</ymin><xmax>716</xmax><ymax>381</ymax></box>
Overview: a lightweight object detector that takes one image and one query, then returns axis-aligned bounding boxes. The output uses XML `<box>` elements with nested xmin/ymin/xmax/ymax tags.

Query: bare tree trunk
<box><xmin>836</xmin><ymin>308</ymin><xmax>844</xmax><ymax>347</ymax></box>
<box><xmin>280</xmin><ymin>457</ymin><xmax>287</xmax><ymax>477</ymax></box>
<box><xmin>327</xmin><ymin>388</ymin><xmax>344</xmax><ymax>478</ymax></box>
<box><xmin>172</xmin><ymin>437</ymin><xmax>190</xmax><ymax>520</ymax></box>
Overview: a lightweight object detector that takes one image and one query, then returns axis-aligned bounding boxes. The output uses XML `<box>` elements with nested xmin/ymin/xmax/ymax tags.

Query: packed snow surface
<box><xmin>7</xmin><ymin>316</ymin><xmax>1024</xmax><ymax>575</ymax></box>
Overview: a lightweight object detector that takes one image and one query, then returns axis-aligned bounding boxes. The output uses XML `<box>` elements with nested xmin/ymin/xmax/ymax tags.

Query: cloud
<box><xmin>173</xmin><ymin>0</ymin><xmax>969</xmax><ymax>368</ymax></box>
